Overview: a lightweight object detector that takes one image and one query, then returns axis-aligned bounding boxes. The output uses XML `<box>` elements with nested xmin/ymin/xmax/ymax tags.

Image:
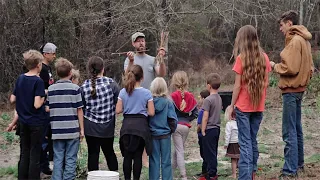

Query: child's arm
<box><xmin>77</xmin><ymin>108</ymin><xmax>84</xmax><ymax>140</ymax></box>
<box><xmin>228</xmin><ymin>74</ymin><xmax>241</xmax><ymax>119</ymax></box>
<box><xmin>197</xmin><ymin>124</ymin><xmax>201</xmax><ymax>133</ymax></box>
<box><xmin>6</xmin><ymin>110</ymin><xmax>18</xmax><ymax>132</ymax></box>
<box><xmin>10</xmin><ymin>94</ymin><xmax>16</xmax><ymax>103</ymax></box>
<box><xmin>116</xmin><ymin>99</ymin><xmax>123</xmax><ymax>114</ymax></box>
<box><xmin>201</xmin><ymin>110</ymin><xmax>209</xmax><ymax>136</ymax></box>
<box><xmin>147</xmin><ymin>100</ymin><xmax>155</xmax><ymax>116</ymax></box>
<box><xmin>34</xmin><ymin>96</ymin><xmax>45</xmax><ymax>109</ymax></box>
<box><xmin>224</xmin><ymin>122</ymin><xmax>231</xmax><ymax>149</ymax></box>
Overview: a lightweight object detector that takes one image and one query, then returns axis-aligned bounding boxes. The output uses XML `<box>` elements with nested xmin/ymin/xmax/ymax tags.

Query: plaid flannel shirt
<box><xmin>81</xmin><ymin>77</ymin><xmax>115</xmax><ymax>123</ymax></box>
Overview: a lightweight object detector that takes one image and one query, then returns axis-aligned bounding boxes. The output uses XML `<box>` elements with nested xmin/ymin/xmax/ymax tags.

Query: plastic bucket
<box><xmin>87</xmin><ymin>170</ymin><xmax>119</xmax><ymax>180</ymax></box>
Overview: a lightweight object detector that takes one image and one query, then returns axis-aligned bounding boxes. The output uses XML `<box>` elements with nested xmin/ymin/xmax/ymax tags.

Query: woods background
<box><xmin>0</xmin><ymin>0</ymin><xmax>319</xmax><ymax>104</ymax></box>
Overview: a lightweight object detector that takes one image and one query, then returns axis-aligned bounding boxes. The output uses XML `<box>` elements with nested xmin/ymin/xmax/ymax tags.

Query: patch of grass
<box><xmin>305</xmin><ymin>154</ymin><xmax>320</xmax><ymax>163</ymax></box>
<box><xmin>270</xmin><ymin>154</ymin><xmax>283</xmax><ymax>160</ymax></box>
<box><xmin>261</xmin><ymin>127</ymin><xmax>272</xmax><ymax>136</ymax></box>
<box><xmin>0</xmin><ymin>144</ymin><xmax>7</xmax><ymax>150</ymax></box>
<box><xmin>0</xmin><ymin>165</ymin><xmax>18</xmax><ymax>178</ymax></box>
<box><xmin>273</xmin><ymin>161</ymin><xmax>284</xmax><ymax>168</ymax></box>
<box><xmin>305</xmin><ymin>134</ymin><xmax>313</xmax><ymax>140</ymax></box>
<box><xmin>258</xmin><ymin>144</ymin><xmax>269</xmax><ymax>154</ymax></box>
<box><xmin>76</xmin><ymin>142</ymin><xmax>88</xmax><ymax>178</ymax></box>
<box><xmin>220</xmin><ymin>156</ymin><xmax>230</xmax><ymax>162</ymax></box>
<box><xmin>2</xmin><ymin>132</ymin><xmax>15</xmax><ymax>144</ymax></box>
<box><xmin>269</xmin><ymin>73</ymin><xmax>279</xmax><ymax>87</ymax></box>
<box><xmin>1</xmin><ymin>113</ymin><xmax>11</xmax><ymax>121</ymax></box>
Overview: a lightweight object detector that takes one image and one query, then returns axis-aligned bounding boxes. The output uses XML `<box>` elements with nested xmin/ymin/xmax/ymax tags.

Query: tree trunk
<box><xmin>299</xmin><ymin>0</ymin><xmax>305</xmax><ymax>25</ymax></box>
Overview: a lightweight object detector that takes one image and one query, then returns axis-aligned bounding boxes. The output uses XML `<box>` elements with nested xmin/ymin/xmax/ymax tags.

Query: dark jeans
<box><xmin>202</xmin><ymin>128</ymin><xmax>220</xmax><ymax>179</ymax></box>
<box><xmin>40</xmin><ymin>123</ymin><xmax>52</xmax><ymax>172</ymax></box>
<box><xmin>121</xmin><ymin>135</ymin><xmax>145</xmax><ymax>180</ymax></box>
<box><xmin>282</xmin><ymin>92</ymin><xmax>304</xmax><ymax>175</ymax></box>
<box><xmin>85</xmin><ymin>135</ymin><xmax>118</xmax><ymax>171</ymax></box>
<box><xmin>18</xmin><ymin>122</ymin><xmax>44</xmax><ymax>180</ymax></box>
<box><xmin>198</xmin><ymin>135</ymin><xmax>207</xmax><ymax>174</ymax></box>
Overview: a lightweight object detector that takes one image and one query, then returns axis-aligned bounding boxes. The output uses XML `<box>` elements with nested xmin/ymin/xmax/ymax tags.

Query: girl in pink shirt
<box><xmin>227</xmin><ymin>25</ymin><xmax>271</xmax><ymax>180</ymax></box>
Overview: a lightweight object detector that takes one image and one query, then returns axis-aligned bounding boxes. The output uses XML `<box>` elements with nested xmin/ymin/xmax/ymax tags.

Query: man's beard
<box><xmin>136</xmin><ymin>46</ymin><xmax>146</xmax><ymax>51</ymax></box>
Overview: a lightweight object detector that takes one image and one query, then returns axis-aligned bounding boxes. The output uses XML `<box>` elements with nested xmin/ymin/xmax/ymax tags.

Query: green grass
<box><xmin>304</xmin><ymin>134</ymin><xmax>313</xmax><ymax>140</ymax></box>
<box><xmin>0</xmin><ymin>165</ymin><xmax>18</xmax><ymax>178</ymax></box>
<box><xmin>269</xmin><ymin>154</ymin><xmax>283</xmax><ymax>160</ymax></box>
<box><xmin>258</xmin><ymin>144</ymin><xmax>269</xmax><ymax>154</ymax></box>
<box><xmin>220</xmin><ymin>156</ymin><xmax>230</xmax><ymax>162</ymax></box>
<box><xmin>261</xmin><ymin>127</ymin><xmax>272</xmax><ymax>136</ymax></box>
<box><xmin>305</xmin><ymin>154</ymin><xmax>320</xmax><ymax>163</ymax></box>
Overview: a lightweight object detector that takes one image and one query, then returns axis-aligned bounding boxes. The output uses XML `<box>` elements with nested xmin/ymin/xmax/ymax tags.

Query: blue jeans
<box><xmin>52</xmin><ymin>138</ymin><xmax>80</xmax><ymax>180</ymax></box>
<box><xmin>149</xmin><ymin>136</ymin><xmax>172</xmax><ymax>180</ymax></box>
<box><xmin>236</xmin><ymin>108</ymin><xmax>263</xmax><ymax>180</ymax></box>
<box><xmin>282</xmin><ymin>92</ymin><xmax>304</xmax><ymax>175</ymax></box>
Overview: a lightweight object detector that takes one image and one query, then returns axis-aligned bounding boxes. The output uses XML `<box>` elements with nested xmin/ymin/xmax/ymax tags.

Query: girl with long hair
<box><xmin>227</xmin><ymin>25</ymin><xmax>271</xmax><ymax>180</ymax></box>
<box><xmin>116</xmin><ymin>64</ymin><xmax>155</xmax><ymax>180</ymax></box>
<box><xmin>81</xmin><ymin>56</ymin><xmax>119</xmax><ymax>172</ymax></box>
<box><xmin>170</xmin><ymin>71</ymin><xmax>198</xmax><ymax>180</ymax></box>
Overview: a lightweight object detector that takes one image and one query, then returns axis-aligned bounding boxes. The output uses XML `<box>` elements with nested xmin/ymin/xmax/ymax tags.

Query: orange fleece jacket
<box><xmin>274</xmin><ymin>25</ymin><xmax>314</xmax><ymax>93</ymax></box>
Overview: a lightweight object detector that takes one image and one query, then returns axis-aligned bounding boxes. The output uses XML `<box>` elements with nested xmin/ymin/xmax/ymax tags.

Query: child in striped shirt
<box><xmin>46</xmin><ymin>58</ymin><xmax>84</xmax><ymax>180</ymax></box>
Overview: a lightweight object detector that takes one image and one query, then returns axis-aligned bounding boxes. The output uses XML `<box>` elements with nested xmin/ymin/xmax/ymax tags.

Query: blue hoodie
<box><xmin>149</xmin><ymin>97</ymin><xmax>178</xmax><ymax>137</ymax></box>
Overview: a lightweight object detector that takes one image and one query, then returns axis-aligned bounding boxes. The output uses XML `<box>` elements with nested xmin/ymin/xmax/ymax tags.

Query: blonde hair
<box><xmin>23</xmin><ymin>50</ymin><xmax>44</xmax><ymax>70</ymax></box>
<box><xmin>55</xmin><ymin>58</ymin><xmax>73</xmax><ymax>78</ymax></box>
<box><xmin>171</xmin><ymin>71</ymin><xmax>189</xmax><ymax>111</ymax></box>
<box><xmin>71</xmin><ymin>69</ymin><xmax>80</xmax><ymax>81</ymax></box>
<box><xmin>233</xmin><ymin>25</ymin><xmax>266</xmax><ymax>108</ymax></box>
<box><xmin>150</xmin><ymin>77</ymin><xmax>168</xmax><ymax>97</ymax></box>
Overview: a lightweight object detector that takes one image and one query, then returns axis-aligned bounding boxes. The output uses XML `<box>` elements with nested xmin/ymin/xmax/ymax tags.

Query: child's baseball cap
<box><xmin>131</xmin><ymin>32</ymin><xmax>145</xmax><ymax>43</ymax></box>
<box><xmin>42</xmin><ymin>43</ymin><xmax>57</xmax><ymax>53</ymax></box>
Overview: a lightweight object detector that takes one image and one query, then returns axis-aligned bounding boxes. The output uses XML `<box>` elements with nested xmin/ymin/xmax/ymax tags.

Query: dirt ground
<box><xmin>0</xmin><ymin>87</ymin><xmax>320</xmax><ymax>179</ymax></box>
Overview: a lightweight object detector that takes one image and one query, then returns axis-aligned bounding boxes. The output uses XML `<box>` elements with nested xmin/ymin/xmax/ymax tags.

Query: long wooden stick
<box><xmin>111</xmin><ymin>49</ymin><xmax>149</xmax><ymax>56</ymax></box>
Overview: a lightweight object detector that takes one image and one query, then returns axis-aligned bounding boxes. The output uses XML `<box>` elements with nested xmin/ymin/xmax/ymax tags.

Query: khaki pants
<box><xmin>172</xmin><ymin>124</ymin><xmax>190</xmax><ymax>178</ymax></box>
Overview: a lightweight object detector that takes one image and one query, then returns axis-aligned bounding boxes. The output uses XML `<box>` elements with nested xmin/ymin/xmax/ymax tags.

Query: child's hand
<box><xmin>197</xmin><ymin>126</ymin><xmax>201</xmax><ymax>133</ymax></box>
<box><xmin>201</xmin><ymin>129</ymin><xmax>206</xmax><ymax>136</ymax></box>
<box><xmin>6</xmin><ymin>123</ymin><xmax>14</xmax><ymax>132</ymax></box>
<box><xmin>80</xmin><ymin>130</ymin><xmax>84</xmax><ymax>141</ymax></box>
<box><xmin>226</xmin><ymin>105</ymin><xmax>236</xmax><ymax>120</ymax></box>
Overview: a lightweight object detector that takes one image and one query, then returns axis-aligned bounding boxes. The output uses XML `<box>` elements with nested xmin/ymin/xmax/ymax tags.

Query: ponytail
<box><xmin>124</xmin><ymin>65</ymin><xmax>144</xmax><ymax>96</ymax></box>
<box><xmin>90</xmin><ymin>72</ymin><xmax>97</xmax><ymax>98</ymax></box>
<box><xmin>179</xmin><ymin>88</ymin><xmax>186</xmax><ymax>111</ymax></box>
<box><xmin>86</xmin><ymin>56</ymin><xmax>104</xmax><ymax>99</ymax></box>
<box><xmin>124</xmin><ymin>72</ymin><xmax>136</xmax><ymax>95</ymax></box>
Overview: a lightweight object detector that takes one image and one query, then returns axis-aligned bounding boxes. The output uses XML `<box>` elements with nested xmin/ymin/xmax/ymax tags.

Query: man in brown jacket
<box><xmin>270</xmin><ymin>10</ymin><xmax>313</xmax><ymax>179</ymax></box>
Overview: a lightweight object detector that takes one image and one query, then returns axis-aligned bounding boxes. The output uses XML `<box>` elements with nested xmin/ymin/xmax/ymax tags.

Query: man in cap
<box><xmin>124</xmin><ymin>32</ymin><xmax>166</xmax><ymax>89</ymax></box>
<box><xmin>39</xmin><ymin>42</ymin><xmax>57</xmax><ymax>176</ymax></box>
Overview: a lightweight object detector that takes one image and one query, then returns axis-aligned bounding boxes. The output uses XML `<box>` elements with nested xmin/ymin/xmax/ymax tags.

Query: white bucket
<box><xmin>87</xmin><ymin>170</ymin><xmax>119</xmax><ymax>180</ymax></box>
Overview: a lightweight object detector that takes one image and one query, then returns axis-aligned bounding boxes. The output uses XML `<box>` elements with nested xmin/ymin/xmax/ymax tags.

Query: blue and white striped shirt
<box><xmin>47</xmin><ymin>80</ymin><xmax>83</xmax><ymax>139</ymax></box>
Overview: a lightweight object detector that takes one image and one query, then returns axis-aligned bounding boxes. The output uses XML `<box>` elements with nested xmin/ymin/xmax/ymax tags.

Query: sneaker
<box><xmin>196</xmin><ymin>172</ymin><xmax>207</xmax><ymax>177</ymax></box>
<box><xmin>279</xmin><ymin>173</ymin><xmax>298</xmax><ymax>180</ymax></box>
<box><xmin>210</xmin><ymin>175</ymin><xmax>218</xmax><ymax>180</ymax></box>
<box><xmin>198</xmin><ymin>175</ymin><xmax>218</xmax><ymax>180</ymax></box>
